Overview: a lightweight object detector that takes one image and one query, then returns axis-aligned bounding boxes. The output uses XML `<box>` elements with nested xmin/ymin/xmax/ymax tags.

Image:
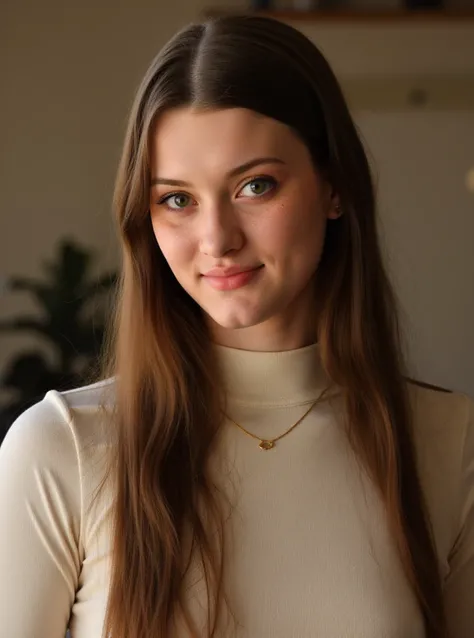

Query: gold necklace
<box><xmin>226</xmin><ymin>395</ymin><xmax>323</xmax><ymax>451</ymax></box>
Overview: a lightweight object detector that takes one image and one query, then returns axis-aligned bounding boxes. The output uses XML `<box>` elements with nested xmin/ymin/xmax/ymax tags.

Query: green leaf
<box><xmin>56</xmin><ymin>240</ymin><xmax>93</xmax><ymax>291</ymax></box>
<box><xmin>8</xmin><ymin>278</ymin><xmax>60</xmax><ymax>315</ymax></box>
<box><xmin>9</xmin><ymin>277</ymin><xmax>46</xmax><ymax>293</ymax></box>
<box><xmin>1</xmin><ymin>351</ymin><xmax>82</xmax><ymax>405</ymax></box>
<box><xmin>0</xmin><ymin>236</ymin><xmax>117</xmax><ymax>417</ymax></box>
<box><xmin>1</xmin><ymin>352</ymin><xmax>61</xmax><ymax>394</ymax></box>
<box><xmin>0</xmin><ymin>317</ymin><xmax>50</xmax><ymax>336</ymax></box>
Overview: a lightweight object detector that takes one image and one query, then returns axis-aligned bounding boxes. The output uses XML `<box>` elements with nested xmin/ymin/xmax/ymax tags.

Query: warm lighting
<box><xmin>466</xmin><ymin>167</ymin><xmax>474</xmax><ymax>193</ymax></box>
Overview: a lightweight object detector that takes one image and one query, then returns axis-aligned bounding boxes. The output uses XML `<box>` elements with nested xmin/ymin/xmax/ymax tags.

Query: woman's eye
<box><xmin>239</xmin><ymin>177</ymin><xmax>276</xmax><ymax>198</ymax></box>
<box><xmin>159</xmin><ymin>193</ymin><xmax>192</xmax><ymax>210</ymax></box>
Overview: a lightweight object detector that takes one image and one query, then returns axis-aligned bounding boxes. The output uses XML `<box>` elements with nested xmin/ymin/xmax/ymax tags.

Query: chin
<box><xmin>209</xmin><ymin>314</ymin><xmax>258</xmax><ymax>330</ymax></box>
<box><xmin>209</xmin><ymin>301</ymin><xmax>282</xmax><ymax>332</ymax></box>
<box><xmin>204</xmin><ymin>304</ymin><xmax>267</xmax><ymax>330</ymax></box>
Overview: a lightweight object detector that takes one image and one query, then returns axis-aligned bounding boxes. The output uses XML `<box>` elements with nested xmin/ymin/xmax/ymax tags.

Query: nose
<box><xmin>198</xmin><ymin>199</ymin><xmax>245</xmax><ymax>258</ymax></box>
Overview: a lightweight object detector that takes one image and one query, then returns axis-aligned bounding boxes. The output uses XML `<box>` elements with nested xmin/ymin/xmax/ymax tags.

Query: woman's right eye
<box><xmin>157</xmin><ymin>193</ymin><xmax>193</xmax><ymax>210</ymax></box>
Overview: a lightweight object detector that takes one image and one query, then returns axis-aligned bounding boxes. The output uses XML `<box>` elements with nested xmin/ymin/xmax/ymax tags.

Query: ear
<box><xmin>327</xmin><ymin>192</ymin><xmax>342</xmax><ymax>220</ymax></box>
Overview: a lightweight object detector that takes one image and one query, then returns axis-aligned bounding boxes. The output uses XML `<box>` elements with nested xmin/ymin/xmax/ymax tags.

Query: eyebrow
<box><xmin>150</xmin><ymin>157</ymin><xmax>286</xmax><ymax>188</ymax></box>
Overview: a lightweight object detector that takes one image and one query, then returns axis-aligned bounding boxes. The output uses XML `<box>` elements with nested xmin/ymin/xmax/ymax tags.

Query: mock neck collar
<box><xmin>214</xmin><ymin>343</ymin><xmax>329</xmax><ymax>407</ymax></box>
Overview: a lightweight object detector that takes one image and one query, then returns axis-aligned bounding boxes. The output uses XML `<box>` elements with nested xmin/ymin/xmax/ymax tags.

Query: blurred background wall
<box><xmin>1</xmin><ymin>0</ymin><xmax>473</xmax><ymax>414</ymax></box>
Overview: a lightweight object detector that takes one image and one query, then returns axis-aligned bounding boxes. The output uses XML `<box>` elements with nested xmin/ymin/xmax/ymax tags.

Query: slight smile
<box><xmin>202</xmin><ymin>265</ymin><xmax>264</xmax><ymax>291</ymax></box>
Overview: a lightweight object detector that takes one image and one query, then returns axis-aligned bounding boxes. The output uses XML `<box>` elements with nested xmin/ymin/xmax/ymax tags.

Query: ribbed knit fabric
<box><xmin>0</xmin><ymin>343</ymin><xmax>473</xmax><ymax>637</ymax></box>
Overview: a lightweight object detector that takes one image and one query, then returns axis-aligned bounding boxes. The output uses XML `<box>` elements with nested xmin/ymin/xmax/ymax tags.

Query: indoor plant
<box><xmin>0</xmin><ymin>238</ymin><xmax>117</xmax><ymax>442</ymax></box>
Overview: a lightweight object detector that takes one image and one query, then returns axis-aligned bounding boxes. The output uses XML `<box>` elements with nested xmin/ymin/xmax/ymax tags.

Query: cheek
<box><xmin>151</xmin><ymin>219</ymin><xmax>193</xmax><ymax>272</ymax></box>
<box><xmin>260</xmin><ymin>197</ymin><xmax>326</xmax><ymax>260</ymax></box>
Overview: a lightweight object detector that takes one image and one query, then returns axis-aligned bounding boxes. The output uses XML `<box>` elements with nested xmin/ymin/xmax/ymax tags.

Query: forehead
<box><xmin>150</xmin><ymin>107</ymin><xmax>304</xmax><ymax>171</ymax></box>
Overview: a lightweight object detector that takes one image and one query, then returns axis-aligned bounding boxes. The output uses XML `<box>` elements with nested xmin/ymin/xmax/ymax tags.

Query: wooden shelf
<box><xmin>204</xmin><ymin>9</ymin><xmax>474</xmax><ymax>24</ymax></box>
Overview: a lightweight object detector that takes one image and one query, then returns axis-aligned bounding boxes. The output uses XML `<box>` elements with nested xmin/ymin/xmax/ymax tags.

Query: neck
<box><xmin>214</xmin><ymin>341</ymin><xmax>329</xmax><ymax>406</ymax></box>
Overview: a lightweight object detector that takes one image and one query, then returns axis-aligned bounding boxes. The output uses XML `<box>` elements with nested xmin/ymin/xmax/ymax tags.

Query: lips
<box><xmin>203</xmin><ymin>265</ymin><xmax>260</xmax><ymax>278</ymax></box>
<box><xmin>202</xmin><ymin>265</ymin><xmax>263</xmax><ymax>291</ymax></box>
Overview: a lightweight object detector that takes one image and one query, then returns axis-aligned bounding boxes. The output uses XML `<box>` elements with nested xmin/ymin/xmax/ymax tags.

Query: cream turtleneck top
<box><xmin>0</xmin><ymin>344</ymin><xmax>473</xmax><ymax>637</ymax></box>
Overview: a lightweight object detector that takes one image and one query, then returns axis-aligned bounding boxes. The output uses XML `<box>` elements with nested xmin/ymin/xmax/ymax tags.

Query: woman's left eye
<box><xmin>238</xmin><ymin>177</ymin><xmax>277</xmax><ymax>198</ymax></box>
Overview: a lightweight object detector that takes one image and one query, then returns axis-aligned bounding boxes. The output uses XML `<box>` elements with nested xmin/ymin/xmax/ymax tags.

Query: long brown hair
<box><xmin>103</xmin><ymin>14</ymin><xmax>446</xmax><ymax>637</ymax></box>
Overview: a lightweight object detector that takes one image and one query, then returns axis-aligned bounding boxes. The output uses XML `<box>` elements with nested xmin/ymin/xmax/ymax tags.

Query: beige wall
<box><xmin>1</xmin><ymin>3</ymin><xmax>473</xmax><ymax>396</ymax></box>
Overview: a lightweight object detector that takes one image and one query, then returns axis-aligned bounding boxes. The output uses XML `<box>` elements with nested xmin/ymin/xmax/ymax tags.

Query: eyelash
<box><xmin>156</xmin><ymin>175</ymin><xmax>278</xmax><ymax>211</ymax></box>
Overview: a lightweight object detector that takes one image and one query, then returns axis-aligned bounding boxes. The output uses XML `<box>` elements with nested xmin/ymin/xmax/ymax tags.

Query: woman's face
<box><xmin>149</xmin><ymin>107</ymin><xmax>339</xmax><ymax>350</ymax></box>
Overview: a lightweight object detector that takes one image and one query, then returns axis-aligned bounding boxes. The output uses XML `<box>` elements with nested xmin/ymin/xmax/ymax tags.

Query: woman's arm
<box><xmin>0</xmin><ymin>397</ymin><xmax>82</xmax><ymax>638</ymax></box>
<box><xmin>444</xmin><ymin>395</ymin><xmax>474</xmax><ymax>638</ymax></box>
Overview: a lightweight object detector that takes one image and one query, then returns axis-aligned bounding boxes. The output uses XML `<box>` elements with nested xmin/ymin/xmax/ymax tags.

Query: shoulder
<box><xmin>1</xmin><ymin>378</ymin><xmax>115</xmax><ymax>456</ymax></box>
<box><xmin>407</xmin><ymin>380</ymin><xmax>474</xmax><ymax>568</ymax></box>
<box><xmin>407</xmin><ymin>380</ymin><xmax>471</xmax><ymax>458</ymax></box>
<box><xmin>408</xmin><ymin>378</ymin><xmax>470</xmax><ymax>429</ymax></box>
<box><xmin>407</xmin><ymin>379</ymin><xmax>472</xmax><ymax>482</ymax></box>
<box><xmin>58</xmin><ymin>377</ymin><xmax>116</xmax><ymax>412</ymax></box>
<box><xmin>0</xmin><ymin>380</ymin><xmax>117</xmax><ymax>609</ymax></box>
<box><xmin>0</xmin><ymin>379</ymin><xmax>116</xmax><ymax>519</ymax></box>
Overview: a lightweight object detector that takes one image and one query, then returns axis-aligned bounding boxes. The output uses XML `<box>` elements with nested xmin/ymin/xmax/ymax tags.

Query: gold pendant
<box><xmin>259</xmin><ymin>440</ymin><xmax>275</xmax><ymax>450</ymax></box>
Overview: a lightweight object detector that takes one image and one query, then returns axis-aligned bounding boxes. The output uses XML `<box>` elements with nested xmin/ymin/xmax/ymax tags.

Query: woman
<box><xmin>0</xmin><ymin>14</ymin><xmax>472</xmax><ymax>638</ymax></box>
